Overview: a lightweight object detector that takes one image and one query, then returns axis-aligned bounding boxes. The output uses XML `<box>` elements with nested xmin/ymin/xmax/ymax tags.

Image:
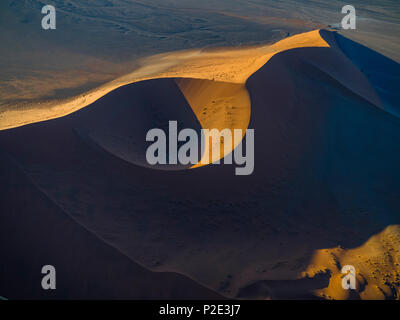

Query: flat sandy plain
<box><xmin>0</xmin><ymin>1</ymin><xmax>399</xmax><ymax>300</ymax></box>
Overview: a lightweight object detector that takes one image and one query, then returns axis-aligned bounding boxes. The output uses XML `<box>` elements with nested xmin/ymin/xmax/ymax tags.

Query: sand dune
<box><xmin>0</xmin><ymin>30</ymin><xmax>329</xmax><ymax>132</ymax></box>
<box><xmin>70</xmin><ymin>78</ymin><xmax>203</xmax><ymax>170</ymax></box>
<box><xmin>176</xmin><ymin>78</ymin><xmax>250</xmax><ymax>166</ymax></box>
<box><xmin>0</xmin><ymin>30</ymin><xmax>330</xmax><ymax>165</ymax></box>
<box><xmin>303</xmin><ymin>225</ymin><xmax>400</xmax><ymax>300</ymax></box>
<box><xmin>0</xmin><ymin>30</ymin><xmax>399</xmax><ymax>299</ymax></box>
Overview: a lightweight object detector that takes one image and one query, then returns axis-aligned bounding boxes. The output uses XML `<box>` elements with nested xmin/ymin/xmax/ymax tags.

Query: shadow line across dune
<box><xmin>0</xmin><ymin>30</ymin><xmax>399</xmax><ymax>299</ymax></box>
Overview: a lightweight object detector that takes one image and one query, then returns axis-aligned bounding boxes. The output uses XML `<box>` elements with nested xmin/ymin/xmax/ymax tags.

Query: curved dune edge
<box><xmin>0</xmin><ymin>29</ymin><xmax>330</xmax><ymax>168</ymax></box>
<box><xmin>1</xmin><ymin>30</ymin><xmax>399</xmax><ymax>300</ymax></box>
<box><xmin>176</xmin><ymin>79</ymin><xmax>251</xmax><ymax>167</ymax></box>
<box><xmin>0</xmin><ymin>29</ymin><xmax>330</xmax><ymax>132</ymax></box>
<box><xmin>178</xmin><ymin>29</ymin><xmax>329</xmax><ymax>166</ymax></box>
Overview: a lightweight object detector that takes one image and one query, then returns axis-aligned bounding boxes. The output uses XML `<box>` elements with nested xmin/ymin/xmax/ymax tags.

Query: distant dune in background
<box><xmin>0</xmin><ymin>29</ymin><xmax>399</xmax><ymax>299</ymax></box>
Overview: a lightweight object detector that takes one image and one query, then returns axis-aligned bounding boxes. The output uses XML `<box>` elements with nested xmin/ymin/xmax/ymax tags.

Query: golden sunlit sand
<box><xmin>0</xmin><ymin>29</ymin><xmax>398</xmax><ymax>300</ymax></box>
<box><xmin>0</xmin><ymin>30</ymin><xmax>330</xmax><ymax>165</ymax></box>
<box><xmin>0</xmin><ymin>30</ymin><xmax>329</xmax><ymax>132</ymax></box>
<box><xmin>304</xmin><ymin>226</ymin><xmax>400</xmax><ymax>300</ymax></box>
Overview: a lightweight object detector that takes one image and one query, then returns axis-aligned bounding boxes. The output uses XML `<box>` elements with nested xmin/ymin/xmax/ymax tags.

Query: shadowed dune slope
<box><xmin>0</xmin><ymin>151</ymin><xmax>222</xmax><ymax>299</ymax></box>
<box><xmin>68</xmin><ymin>78</ymin><xmax>203</xmax><ymax>170</ymax></box>
<box><xmin>242</xmin><ymin>41</ymin><xmax>400</xmax><ymax>299</ymax></box>
<box><xmin>0</xmin><ymin>30</ymin><xmax>399</xmax><ymax>299</ymax></box>
<box><xmin>332</xmin><ymin>32</ymin><xmax>400</xmax><ymax>118</ymax></box>
<box><xmin>176</xmin><ymin>78</ymin><xmax>250</xmax><ymax>166</ymax></box>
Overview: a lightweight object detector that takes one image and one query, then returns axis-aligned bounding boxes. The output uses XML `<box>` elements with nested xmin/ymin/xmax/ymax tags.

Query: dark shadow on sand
<box><xmin>0</xmin><ymin>31</ymin><xmax>399</xmax><ymax>299</ymax></box>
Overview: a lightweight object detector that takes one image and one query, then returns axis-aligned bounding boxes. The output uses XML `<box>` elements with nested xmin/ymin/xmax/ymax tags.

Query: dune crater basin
<box><xmin>0</xmin><ymin>30</ymin><xmax>399</xmax><ymax>300</ymax></box>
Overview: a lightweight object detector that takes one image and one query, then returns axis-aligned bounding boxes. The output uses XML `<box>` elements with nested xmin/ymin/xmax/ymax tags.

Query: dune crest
<box><xmin>175</xmin><ymin>30</ymin><xmax>330</xmax><ymax>166</ymax></box>
<box><xmin>0</xmin><ymin>29</ymin><xmax>329</xmax><ymax>133</ymax></box>
<box><xmin>1</xmin><ymin>29</ymin><xmax>399</xmax><ymax>300</ymax></box>
<box><xmin>176</xmin><ymin>79</ymin><xmax>250</xmax><ymax>167</ymax></box>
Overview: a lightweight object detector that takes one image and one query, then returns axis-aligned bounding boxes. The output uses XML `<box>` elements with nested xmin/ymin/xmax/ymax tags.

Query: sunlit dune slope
<box><xmin>304</xmin><ymin>226</ymin><xmax>400</xmax><ymax>300</ymax></box>
<box><xmin>176</xmin><ymin>79</ymin><xmax>250</xmax><ymax>166</ymax></box>
<box><xmin>0</xmin><ymin>29</ymin><xmax>331</xmax><ymax>166</ymax></box>
<box><xmin>0</xmin><ymin>29</ymin><xmax>330</xmax><ymax>169</ymax></box>
<box><xmin>0</xmin><ymin>30</ymin><xmax>399</xmax><ymax>300</ymax></box>
<box><xmin>0</xmin><ymin>151</ymin><xmax>222</xmax><ymax>299</ymax></box>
